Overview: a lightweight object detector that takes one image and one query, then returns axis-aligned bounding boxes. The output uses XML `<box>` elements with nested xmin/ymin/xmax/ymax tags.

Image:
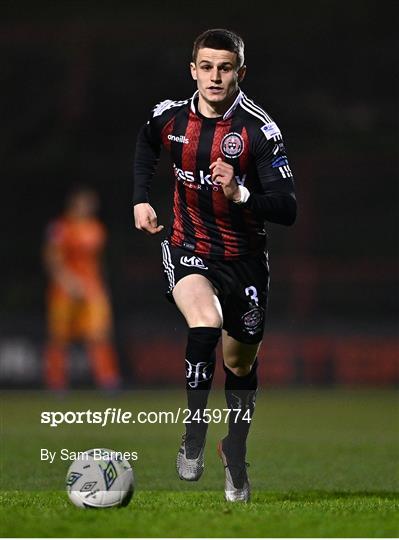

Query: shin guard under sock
<box><xmin>223</xmin><ymin>358</ymin><xmax>258</xmax><ymax>461</ymax></box>
<box><xmin>185</xmin><ymin>327</ymin><xmax>221</xmax><ymax>448</ymax></box>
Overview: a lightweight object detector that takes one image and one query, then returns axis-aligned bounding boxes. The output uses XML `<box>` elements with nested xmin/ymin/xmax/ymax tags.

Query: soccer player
<box><xmin>133</xmin><ymin>29</ymin><xmax>296</xmax><ymax>502</ymax></box>
<box><xmin>43</xmin><ymin>187</ymin><xmax>121</xmax><ymax>391</ymax></box>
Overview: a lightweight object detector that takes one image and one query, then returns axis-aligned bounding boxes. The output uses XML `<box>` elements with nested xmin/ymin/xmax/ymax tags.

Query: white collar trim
<box><xmin>190</xmin><ymin>89</ymin><xmax>243</xmax><ymax>120</ymax></box>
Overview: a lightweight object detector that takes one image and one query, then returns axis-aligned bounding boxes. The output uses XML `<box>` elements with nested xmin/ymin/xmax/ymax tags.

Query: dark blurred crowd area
<box><xmin>1</xmin><ymin>1</ymin><xmax>398</xmax><ymax>387</ymax></box>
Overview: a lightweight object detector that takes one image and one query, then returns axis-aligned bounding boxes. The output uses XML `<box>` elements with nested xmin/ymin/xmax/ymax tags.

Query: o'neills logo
<box><xmin>168</xmin><ymin>134</ymin><xmax>189</xmax><ymax>144</ymax></box>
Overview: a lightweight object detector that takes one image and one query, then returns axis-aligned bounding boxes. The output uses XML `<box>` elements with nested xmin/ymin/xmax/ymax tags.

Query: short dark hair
<box><xmin>192</xmin><ymin>28</ymin><xmax>245</xmax><ymax>68</ymax></box>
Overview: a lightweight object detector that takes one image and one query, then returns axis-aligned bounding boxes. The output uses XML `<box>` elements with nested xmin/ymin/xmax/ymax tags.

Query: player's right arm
<box><xmin>133</xmin><ymin>104</ymin><xmax>169</xmax><ymax>234</ymax></box>
<box><xmin>133</xmin><ymin>202</ymin><xmax>164</xmax><ymax>234</ymax></box>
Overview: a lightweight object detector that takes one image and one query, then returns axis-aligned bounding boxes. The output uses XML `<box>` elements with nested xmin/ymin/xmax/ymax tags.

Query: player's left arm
<box><xmin>210</xmin><ymin>126</ymin><xmax>296</xmax><ymax>226</ymax></box>
<box><xmin>243</xmin><ymin>124</ymin><xmax>297</xmax><ymax>225</ymax></box>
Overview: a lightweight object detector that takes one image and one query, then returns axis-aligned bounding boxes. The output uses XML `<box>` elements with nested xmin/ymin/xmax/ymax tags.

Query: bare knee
<box><xmin>223</xmin><ymin>332</ymin><xmax>261</xmax><ymax>376</ymax></box>
<box><xmin>224</xmin><ymin>359</ymin><xmax>253</xmax><ymax>377</ymax></box>
<box><xmin>224</xmin><ymin>348</ymin><xmax>256</xmax><ymax>376</ymax></box>
<box><xmin>188</xmin><ymin>311</ymin><xmax>222</xmax><ymax>328</ymax></box>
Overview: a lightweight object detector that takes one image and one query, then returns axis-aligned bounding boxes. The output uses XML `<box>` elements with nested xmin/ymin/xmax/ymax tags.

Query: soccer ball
<box><xmin>65</xmin><ymin>448</ymin><xmax>134</xmax><ymax>508</ymax></box>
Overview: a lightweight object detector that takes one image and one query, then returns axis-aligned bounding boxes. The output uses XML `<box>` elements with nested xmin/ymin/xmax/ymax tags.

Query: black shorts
<box><xmin>160</xmin><ymin>240</ymin><xmax>270</xmax><ymax>344</ymax></box>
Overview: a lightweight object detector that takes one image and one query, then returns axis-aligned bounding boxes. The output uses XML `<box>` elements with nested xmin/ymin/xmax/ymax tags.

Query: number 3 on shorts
<box><xmin>245</xmin><ymin>285</ymin><xmax>259</xmax><ymax>305</ymax></box>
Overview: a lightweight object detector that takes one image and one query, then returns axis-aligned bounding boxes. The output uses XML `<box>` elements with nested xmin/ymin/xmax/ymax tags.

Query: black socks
<box><xmin>185</xmin><ymin>327</ymin><xmax>221</xmax><ymax>448</ymax></box>
<box><xmin>184</xmin><ymin>326</ymin><xmax>257</xmax><ymax>463</ymax></box>
<box><xmin>223</xmin><ymin>358</ymin><xmax>258</xmax><ymax>462</ymax></box>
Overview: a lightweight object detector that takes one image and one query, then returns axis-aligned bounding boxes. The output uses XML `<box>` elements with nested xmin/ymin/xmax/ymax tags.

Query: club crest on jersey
<box><xmin>180</xmin><ymin>255</ymin><xmax>208</xmax><ymax>270</ymax></box>
<box><xmin>221</xmin><ymin>132</ymin><xmax>244</xmax><ymax>159</ymax></box>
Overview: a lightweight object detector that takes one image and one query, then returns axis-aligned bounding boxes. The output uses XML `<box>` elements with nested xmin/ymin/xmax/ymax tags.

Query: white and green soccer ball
<box><xmin>66</xmin><ymin>448</ymin><xmax>134</xmax><ymax>508</ymax></box>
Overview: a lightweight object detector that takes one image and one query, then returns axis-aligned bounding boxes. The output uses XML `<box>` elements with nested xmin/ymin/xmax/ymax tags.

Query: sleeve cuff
<box><xmin>233</xmin><ymin>185</ymin><xmax>250</xmax><ymax>204</ymax></box>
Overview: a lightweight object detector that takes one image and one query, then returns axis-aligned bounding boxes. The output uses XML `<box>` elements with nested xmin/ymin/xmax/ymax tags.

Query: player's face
<box><xmin>190</xmin><ymin>48</ymin><xmax>246</xmax><ymax>109</ymax></box>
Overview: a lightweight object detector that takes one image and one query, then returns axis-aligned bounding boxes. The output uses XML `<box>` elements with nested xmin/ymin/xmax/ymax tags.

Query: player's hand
<box><xmin>209</xmin><ymin>158</ymin><xmax>241</xmax><ymax>202</ymax></box>
<box><xmin>134</xmin><ymin>203</ymin><xmax>164</xmax><ymax>235</ymax></box>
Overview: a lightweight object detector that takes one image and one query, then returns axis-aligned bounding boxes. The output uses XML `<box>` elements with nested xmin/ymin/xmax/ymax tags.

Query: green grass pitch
<box><xmin>0</xmin><ymin>389</ymin><xmax>398</xmax><ymax>537</ymax></box>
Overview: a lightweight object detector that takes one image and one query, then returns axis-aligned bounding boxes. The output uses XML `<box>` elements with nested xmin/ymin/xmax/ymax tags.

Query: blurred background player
<box><xmin>43</xmin><ymin>187</ymin><xmax>121</xmax><ymax>391</ymax></box>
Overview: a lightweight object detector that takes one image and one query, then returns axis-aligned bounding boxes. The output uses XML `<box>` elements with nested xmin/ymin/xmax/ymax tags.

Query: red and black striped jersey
<box><xmin>134</xmin><ymin>90</ymin><xmax>296</xmax><ymax>260</ymax></box>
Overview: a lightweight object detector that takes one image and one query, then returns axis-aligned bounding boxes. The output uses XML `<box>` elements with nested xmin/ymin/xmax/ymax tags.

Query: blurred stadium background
<box><xmin>1</xmin><ymin>1</ymin><xmax>397</xmax><ymax>389</ymax></box>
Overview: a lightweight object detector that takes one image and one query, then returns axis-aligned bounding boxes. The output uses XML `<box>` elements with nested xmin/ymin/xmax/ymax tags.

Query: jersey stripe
<box><xmin>172</xmin><ymin>181</ymin><xmax>185</xmax><ymax>246</ymax></box>
<box><xmin>161</xmin><ymin>240</ymin><xmax>175</xmax><ymax>291</ymax></box>
<box><xmin>194</xmin><ymin>119</ymin><xmax>225</xmax><ymax>258</ymax></box>
<box><xmin>228</xmin><ymin>118</ymin><xmax>262</xmax><ymax>255</ymax></box>
<box><xmin>181</xmin><ymin>111</ymin><xmax>210</xmax><ymax>254</ymax></box>
<box><xmin>239</xmin><ymin>99</ymin><xmax>271</xmax><ymax>125</ymax></box>
<box><xmin>229</xmin><ymin>117</ymin><xmax>267</xmax><ymax>255</ymax></box>
<box><xmin>161</xmin><ymin>117</ymin><xmax>174</xmax><ymax>151</ymax></box>
<box><xmin>241</xmin><ymin>95</ymin><xmax>273</xmax><ymax>123</ymax></box>
<box><xmin>162</xmin><ymin>117</ymin><xmax>185</xmax><ymax>245</ymax></box>
<box><xmin>170</xmin><ymin>110</ymin><xmax>194</xmax><ymax>248</ymax></box>
<box><xmin>210</xmin><ymin>119</ymin><xmax>239</xmax><ymax>258</ymax></box>
<box><xmin>239</xmin><ymin>126</ymin><xmax>250</xmax><ymax>177</ymax></box>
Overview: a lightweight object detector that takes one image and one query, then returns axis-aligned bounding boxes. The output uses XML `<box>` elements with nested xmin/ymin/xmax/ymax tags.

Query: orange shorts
<box><xmin>47</xmin><ymin>287</ymin><xmax>112</xmax><ymax>341</ymax></box>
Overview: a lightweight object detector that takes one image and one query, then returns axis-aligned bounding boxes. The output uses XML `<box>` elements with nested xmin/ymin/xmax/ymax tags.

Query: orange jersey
<box><xmin>46</xmin><ymin>216</ymin><xmax>106</xmax><ymax>287</ymax></box>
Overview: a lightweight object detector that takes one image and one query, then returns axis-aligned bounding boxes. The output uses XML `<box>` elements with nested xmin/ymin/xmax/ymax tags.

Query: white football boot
<box><xmin>176</xmin><ymin>434</ymin><xmax>205</xmax><ymax>481</ymax></box>
<box><xmin>218</xmin><ymin>439</ymin><xmax>250</xmax><ymax>502</ymax></box>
